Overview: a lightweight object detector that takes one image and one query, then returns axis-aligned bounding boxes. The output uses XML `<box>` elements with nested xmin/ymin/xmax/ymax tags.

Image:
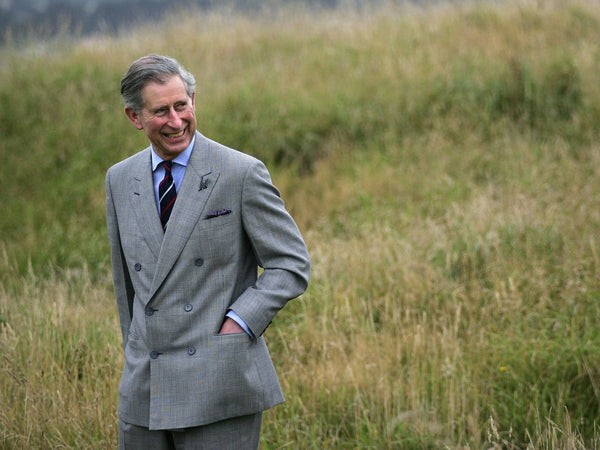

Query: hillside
<box><xmin>2</xmin><ymin>0</ymin><xmax>341</xmax><ymax>41</ymax></box>
<box><xmin>1</xmin><ymin>1</ymin><xmax>600</xmax><ymax>447</ymax></box>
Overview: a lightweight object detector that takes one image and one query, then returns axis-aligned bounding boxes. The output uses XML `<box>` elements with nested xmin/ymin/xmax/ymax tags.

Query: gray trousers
<box><xmin>118</xmin><ymin>413</ymin><xmax>262</xmax><ymax>450</ymax></box>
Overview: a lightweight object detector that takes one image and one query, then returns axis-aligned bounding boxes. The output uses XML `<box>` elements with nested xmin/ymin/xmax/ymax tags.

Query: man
<box><xmin>105</xmin><ymin>54</ymin><xmax>310</xmax><ymax>449</ymax></box>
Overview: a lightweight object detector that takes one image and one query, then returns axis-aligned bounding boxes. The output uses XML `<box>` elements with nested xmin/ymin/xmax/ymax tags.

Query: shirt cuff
<box><xmin>225</xmin><ymin>310</ymin><xmax>255</xmax><ymax>339</ymax></box>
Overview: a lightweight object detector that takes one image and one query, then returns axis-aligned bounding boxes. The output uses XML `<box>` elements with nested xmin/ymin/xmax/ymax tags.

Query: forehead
<box><xmin>141</xmin><ymin>76</ymin><xmax>189</xmax><ymax>107</ymax></box>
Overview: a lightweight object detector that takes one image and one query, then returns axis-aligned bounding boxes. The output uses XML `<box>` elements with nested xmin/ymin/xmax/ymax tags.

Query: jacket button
<box><xmin>134</xmin><ymin>263</ymin><xmax>142</xmax><ymax>272</ymax></box>
<box><xmin>149</xmin><ymin>351</ymin><xmax>159</xmax><ymax>359</ymax></box>
<box><xmin>184</xmin><ymin>304</ymin><xmax>193</xmax><ymax>312</ymax></box>
<box><xmin>145</xmin><ymin>307</ymin><xmax>155</xmax><ymax>316</ymax></box>
<box><xmin>187</xmin><ymin>347</ymin><xmax>196</xmax><ymax>356</ymax></box>
<box><xmin>194</xmin><ymin>258</ymin><xmax>204</xmax><ymax>267</ymax></box>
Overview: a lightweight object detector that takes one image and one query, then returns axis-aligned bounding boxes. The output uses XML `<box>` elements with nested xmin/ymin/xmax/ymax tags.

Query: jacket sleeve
<box><xmin>106</xmin><ymin>168</ymin><xmax>135</xmax><ymax>348</ymax></box>
<box><xmin>229</xmin><ymin>159</ymin><xmax>310</xmax><ymax>337</ymax></box>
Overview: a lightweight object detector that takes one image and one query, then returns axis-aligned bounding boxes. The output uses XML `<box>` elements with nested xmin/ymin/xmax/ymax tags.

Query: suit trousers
<box><xmin>118</xmin><ymin>413</ymin><xmax>262</xmax><ymax>450</ymax></box>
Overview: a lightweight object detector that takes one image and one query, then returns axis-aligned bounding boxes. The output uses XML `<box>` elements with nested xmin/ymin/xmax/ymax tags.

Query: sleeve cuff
<box><xmin>225</xmin><ymin>310</ymin><xmax>256</xmax><ymax>339</ymax></box>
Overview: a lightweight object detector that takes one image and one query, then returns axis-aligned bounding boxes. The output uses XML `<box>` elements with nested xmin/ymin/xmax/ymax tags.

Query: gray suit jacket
<box><xmin>106</xmin><ymin>132</ymin><xmax>310</xmax><ymax>430</ymax></box>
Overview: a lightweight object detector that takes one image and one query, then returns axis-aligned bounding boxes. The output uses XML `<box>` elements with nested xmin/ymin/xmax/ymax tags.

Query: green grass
<box><xmin>2</xmin><ymin>0</ymin><xmax>600</xmax><ymax>448</ymax></box>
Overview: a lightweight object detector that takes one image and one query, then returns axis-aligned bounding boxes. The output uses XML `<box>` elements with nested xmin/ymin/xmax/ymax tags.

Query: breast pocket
<box><xmin>196</xmin><ymin>215</ymin><xmax>238</xmax><ymax>264</ymax></box>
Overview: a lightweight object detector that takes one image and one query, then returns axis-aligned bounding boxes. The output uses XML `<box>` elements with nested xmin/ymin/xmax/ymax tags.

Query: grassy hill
<box><xmin>1</xmin><ymin>1</ymin><xmax>600</xmax><ymax>448</ymax></box>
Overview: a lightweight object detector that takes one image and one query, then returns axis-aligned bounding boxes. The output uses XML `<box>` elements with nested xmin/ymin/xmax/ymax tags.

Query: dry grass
<box><xmin>1</xmin><ymin>0</ymin><xmax>600</xmax><ymax>448</ymax></box>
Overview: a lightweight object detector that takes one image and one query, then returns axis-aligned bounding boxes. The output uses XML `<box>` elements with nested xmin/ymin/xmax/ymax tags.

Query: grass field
<box><xmin>1</xmin><ymin>0</ymin><xmax>600</xmax><ymax>448</ymax></box>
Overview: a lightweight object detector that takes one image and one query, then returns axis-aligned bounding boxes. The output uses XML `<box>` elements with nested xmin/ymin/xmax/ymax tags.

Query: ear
<box><xmin>125</xmin><ymin>107</ymin><xmax>144</xmax><ymax>130</ymax></box>
<box><xmin>191</xmin><ymin>92</ymin><xmax>196</xmax><ymax>109</ymax></box>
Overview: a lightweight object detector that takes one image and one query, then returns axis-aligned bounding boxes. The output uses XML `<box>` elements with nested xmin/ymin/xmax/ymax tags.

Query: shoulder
<box><xmin>219</xmin><ymin>144</ymin><xmax>258</xmax><ymax>166</ymax></box>
<box><xmin>194</xmin><ymin>133</ymin><xmax>268</xmax><ymax>180</ymax></box>
<box><xmin>106</xmin><ymin>147</ymin><xmax>151</xmax><ymax>178</ymax></box>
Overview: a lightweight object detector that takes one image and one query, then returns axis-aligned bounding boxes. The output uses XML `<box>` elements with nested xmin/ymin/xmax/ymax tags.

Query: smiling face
<box><xmin>125</xmin><ymin>75</ymin><xmax>196</xmax><ymax>160</ymax></box>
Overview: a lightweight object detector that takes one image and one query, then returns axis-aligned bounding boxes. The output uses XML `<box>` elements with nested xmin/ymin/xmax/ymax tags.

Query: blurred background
<box><xmin>1</xmin><ymin>0</ymin><xmax>599</xmax><ymax>448</ymax></box>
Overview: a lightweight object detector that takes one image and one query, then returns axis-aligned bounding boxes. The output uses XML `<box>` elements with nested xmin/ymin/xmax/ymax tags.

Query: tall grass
<box><xmin>1</xmin><ymin>0</ymin><xmax>600</xmax><ymax>447</ymax></box>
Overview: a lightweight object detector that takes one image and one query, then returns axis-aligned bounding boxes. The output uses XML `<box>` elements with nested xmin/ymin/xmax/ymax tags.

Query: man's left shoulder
<box><xmin>200</xmin><ymin>133</ymin><xmax>262</xmax><ymax>168</ymax></box>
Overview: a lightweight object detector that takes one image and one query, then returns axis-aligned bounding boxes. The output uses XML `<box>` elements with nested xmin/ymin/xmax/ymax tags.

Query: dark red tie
<box><xmin>159</xmin><ymin>161</ymin><xmax>177</xmax><ymax>230</ymax></box>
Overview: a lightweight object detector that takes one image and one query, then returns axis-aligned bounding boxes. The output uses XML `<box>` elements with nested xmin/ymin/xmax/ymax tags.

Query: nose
<box><xmin>167</xmin><ymin>108</ymin><xmax>183</xmax><ymax>128</ymax></box>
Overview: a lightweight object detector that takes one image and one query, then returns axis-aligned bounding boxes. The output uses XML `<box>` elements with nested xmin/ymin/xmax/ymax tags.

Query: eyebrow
<box><xmin>149</xmin><ymin>100</ymin><xmax>189</xmax><ymax>114</ymax></box>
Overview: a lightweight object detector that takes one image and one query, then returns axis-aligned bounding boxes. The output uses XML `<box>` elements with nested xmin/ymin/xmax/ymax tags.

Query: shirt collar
<box><xmin>151</xmin><ymin>134</ymin><xmax>196</xmax><ymax>172</ymax></box>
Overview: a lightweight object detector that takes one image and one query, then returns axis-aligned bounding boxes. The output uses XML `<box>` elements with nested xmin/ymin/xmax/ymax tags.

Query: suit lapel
<box><xmin>129</xmin><ymin>149</ymin><xmax>163</xmax><ymax>259</ymax></box>
<box><xmin>148</xmin><ymin>134</ymin><xmax>220</xmax><ymax>300</ymax></box>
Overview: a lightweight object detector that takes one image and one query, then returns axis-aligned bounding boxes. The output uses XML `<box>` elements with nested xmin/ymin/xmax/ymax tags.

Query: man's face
<box><xmin>125</xmin><ymin>75</ymin><xmax>196</xmax><ymax>160</ymax></box>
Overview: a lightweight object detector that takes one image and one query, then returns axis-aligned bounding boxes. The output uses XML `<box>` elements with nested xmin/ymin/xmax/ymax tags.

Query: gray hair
<box><xmin>120</xmin><ymin>55</ymin><xmax>196</xmax><ymax>112</ymax></box>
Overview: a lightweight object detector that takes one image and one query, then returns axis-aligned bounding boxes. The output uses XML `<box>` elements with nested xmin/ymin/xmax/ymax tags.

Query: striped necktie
<box><xmin>159</xmin><ymin>160</ymin><xmax>177</xmax><ymax>230</ymax></box>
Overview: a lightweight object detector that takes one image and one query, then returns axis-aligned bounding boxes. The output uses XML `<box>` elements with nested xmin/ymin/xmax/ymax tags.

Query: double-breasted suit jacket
<box><xmin>106</xmin><ymin>131</ymin><xmax>310</xmax><ymax>430</ymax></box>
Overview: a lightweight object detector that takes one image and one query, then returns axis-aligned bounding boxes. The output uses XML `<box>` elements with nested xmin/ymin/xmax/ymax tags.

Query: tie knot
<box><xmin>161</xmin><ymin>160</ymin><xmax>173</xmax><ymax>171</ymax></box>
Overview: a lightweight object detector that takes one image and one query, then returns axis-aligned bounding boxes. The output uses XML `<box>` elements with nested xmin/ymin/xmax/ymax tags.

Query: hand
<box><xmin>218</xmin><ymin>317</ymin><xmax>245</xmax><ymax>335</ymax></box>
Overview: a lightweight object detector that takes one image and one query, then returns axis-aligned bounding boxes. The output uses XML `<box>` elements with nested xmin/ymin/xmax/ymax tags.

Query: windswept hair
<box><xmin>120</xmin><ymin>54</ymin><xmax>196</xmax><ymax>112</ymax></box>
